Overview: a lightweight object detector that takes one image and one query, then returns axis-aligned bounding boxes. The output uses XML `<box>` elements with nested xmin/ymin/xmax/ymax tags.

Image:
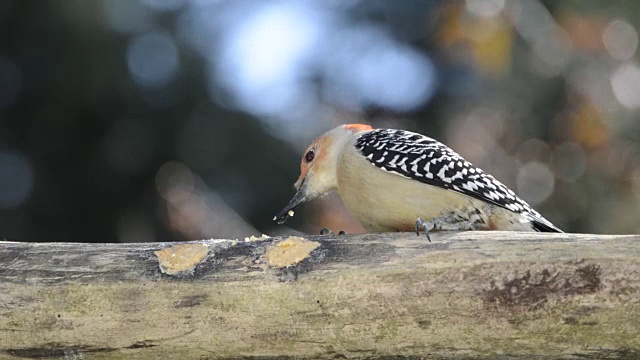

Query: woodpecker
<box><xmin>274</xmin><ymin>124</ymin><xmax>562</xmax><ymax>236</ymax></box>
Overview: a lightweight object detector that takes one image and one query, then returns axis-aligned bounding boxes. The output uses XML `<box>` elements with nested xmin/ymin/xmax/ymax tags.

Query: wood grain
<box><xmin>1</xmin><ymin>232</ymin><xmax>639</xmax><ymax>359</ymax></box>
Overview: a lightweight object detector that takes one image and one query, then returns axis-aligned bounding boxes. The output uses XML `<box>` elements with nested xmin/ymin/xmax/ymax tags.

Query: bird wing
<box><xmin>355</xmin><ymin>129</ymin><xmax>561</xmax><ymax>232</ymax></box>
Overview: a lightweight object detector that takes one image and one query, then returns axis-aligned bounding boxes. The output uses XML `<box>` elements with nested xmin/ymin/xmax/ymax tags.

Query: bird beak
<box><xmin>273</xmin><ymin>180</ymin><xmax>308</xmax><ymax>224</ymax></box>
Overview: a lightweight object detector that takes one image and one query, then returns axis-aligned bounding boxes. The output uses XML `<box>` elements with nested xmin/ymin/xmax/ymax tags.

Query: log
<box><xmin>0</xmin><ymin>232</ymin><xmax>639</xmax><ymax>359</ymax></box>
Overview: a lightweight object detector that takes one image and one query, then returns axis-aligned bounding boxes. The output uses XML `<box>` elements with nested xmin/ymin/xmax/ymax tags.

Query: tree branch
<box><xmin>1</xmin><ymin>232</ymin><xmax>639</xmax><ymax>359</ymax></box>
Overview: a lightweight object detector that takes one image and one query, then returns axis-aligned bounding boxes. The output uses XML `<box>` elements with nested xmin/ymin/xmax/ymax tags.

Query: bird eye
<box><xmin>305</xmin><ymin>149</ymin><xmax>315</xmax><ymax>162</ymax></box>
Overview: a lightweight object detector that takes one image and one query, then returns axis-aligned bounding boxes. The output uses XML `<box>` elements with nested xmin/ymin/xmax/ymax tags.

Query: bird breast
<box><xmin>337</xmin><ymin>144</ymin><xmax>479</xmax><ymax>232</ymax></box>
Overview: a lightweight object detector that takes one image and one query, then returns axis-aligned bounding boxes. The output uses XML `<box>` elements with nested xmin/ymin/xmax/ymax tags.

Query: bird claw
<box><xmin>320</xmin><ymin>228</ymin><xmax>347</xmax><ymax>236</ymax></box>
<box><xmin>416</xmin><ymin>213</ymin><xmax>480</xmax><ymax>242</ymax></box>
<box><xmin>319</xmin><ymin>228</ymin><xmax>334</xmax><ymax>236</ymax></box>
<box><xmin>415</xmin><ymin>217</ymin><xmax>432</xmax><ymax>242</ymax></box>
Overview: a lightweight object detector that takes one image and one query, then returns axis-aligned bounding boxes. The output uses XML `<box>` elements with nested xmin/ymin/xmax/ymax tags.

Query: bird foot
<box><xmin>415</xmin><ymin>218</ymin><xmax>433</xmax><ymax>242</ymax></box>
<box><xmin>319</xmin><ymin>228</ymin><xmax>346</xmax><ymax>236</ymax></box>
<box><xmin>416</xmin><ymin>213</ymin><xmax>478</xmax><ymax>241</ymax></box>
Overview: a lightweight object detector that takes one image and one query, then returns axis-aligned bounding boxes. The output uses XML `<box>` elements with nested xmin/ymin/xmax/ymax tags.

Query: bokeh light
<box><xmin>610</xmin><ymin>63</ymin><xmax>640</xmax><ymax>109</ymax></box>
<box><xmin>155</xmin><ymin>161</ymin><xmax>258</xmax><ymax>239</ymax></box>
<box><xmin>197</xmin><ymin>0</ymin><xmax>438</xmax><ymax>130</ymax></box>
<box><xmin>212</xmin><ymin>2</ymin><xmax>328</xmax><ymax>117</ymax></box>
<box><xmin>325</xmin><ymin>28</ymin><xmax>436</xmax><ymax>111</ymax></box>
<box><xmin>516</xmin><ymin>161</ymin><xmax>555</xmax><ymax>206</ymax></box>
<box><xmin>466</xmin><ymin>0</ymin><xmax>505</xmax><ymax>18</ymax></box>
<box><xmin>0</xmin><ymin>152</ymin><xmax>34</xmax><ymax>209</ymax></box>
<box><xmin>552</xmin><ymin>142</ymin><xmax>587</xmax><ymax>183</ymax></box>
<box><xmin>603</xmin><ymin>19</ymin><xmax>638</xmax><ymax>61</ymax></box>
<box><xmin>4</xmin><ymin>0</ymin><xmax>640</xmax><ymax>242</ymax></box>
<box><xmin>126</xmin><ymin>30</ymin><xmax>180</xmax><ymax>88</ymax></box>
<box><xmin>530</xmin><ymin>25</ymin><xmax>572</xmax><ymax>76</ymax></box>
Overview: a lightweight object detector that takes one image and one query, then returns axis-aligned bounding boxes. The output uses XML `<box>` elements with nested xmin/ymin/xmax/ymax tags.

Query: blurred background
<box><xmin>1</xmin><ymin>0</ymin><xmax>639</xmax><ymax>242</ymax></box>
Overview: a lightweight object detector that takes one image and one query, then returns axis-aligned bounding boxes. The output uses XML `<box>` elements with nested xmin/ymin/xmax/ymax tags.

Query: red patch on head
<box><xmin>342</xmin><ymin>123</ymin><xmax>373</xmax><ymax>132</ymax></box>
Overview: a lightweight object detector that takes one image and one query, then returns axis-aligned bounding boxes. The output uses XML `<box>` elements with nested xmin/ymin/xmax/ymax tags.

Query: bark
<box><xmin>1</xmin><ymin>231</ymin><xmax>639</xmax><ymax>359</ymax></box>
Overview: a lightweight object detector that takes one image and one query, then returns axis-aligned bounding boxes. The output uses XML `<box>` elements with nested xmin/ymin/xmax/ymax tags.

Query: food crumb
<box><xmin>244</xmin><ymin>234</ymin><xmax>270</xmax><ymax>242</ymax></box>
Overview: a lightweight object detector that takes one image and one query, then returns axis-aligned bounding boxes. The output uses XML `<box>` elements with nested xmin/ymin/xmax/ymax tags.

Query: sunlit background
<box><xmin>1</xmin><ymin>0</ymin><xmax>640</xmax><ymax>242</ymax></box>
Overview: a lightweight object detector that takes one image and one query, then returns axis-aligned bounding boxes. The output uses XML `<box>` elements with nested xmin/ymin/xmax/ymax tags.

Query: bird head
<box><xmin>273</xmin><ymin>124</ymin><xmax>372</xmax><ymax>224</ymax></box>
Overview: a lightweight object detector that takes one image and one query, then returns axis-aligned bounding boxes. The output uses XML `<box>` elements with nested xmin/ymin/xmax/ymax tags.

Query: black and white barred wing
<box><xmin>355</xmin><ymin>129</ymin><xmax>561</xmax><ymax>232</ymax></box>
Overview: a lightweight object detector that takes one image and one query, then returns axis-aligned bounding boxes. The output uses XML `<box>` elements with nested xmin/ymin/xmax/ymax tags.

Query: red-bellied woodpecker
<box><xmin>274</xmin><ymin>124</ymin><xmax>562</xmax><ymax>236</ymax></box>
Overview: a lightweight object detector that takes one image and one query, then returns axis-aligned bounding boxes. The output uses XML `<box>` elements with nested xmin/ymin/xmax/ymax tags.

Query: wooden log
<box><xmin>0</xmin><ymin>232</ymin><xmax>639</xmax><ymax>359</ymax></box>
